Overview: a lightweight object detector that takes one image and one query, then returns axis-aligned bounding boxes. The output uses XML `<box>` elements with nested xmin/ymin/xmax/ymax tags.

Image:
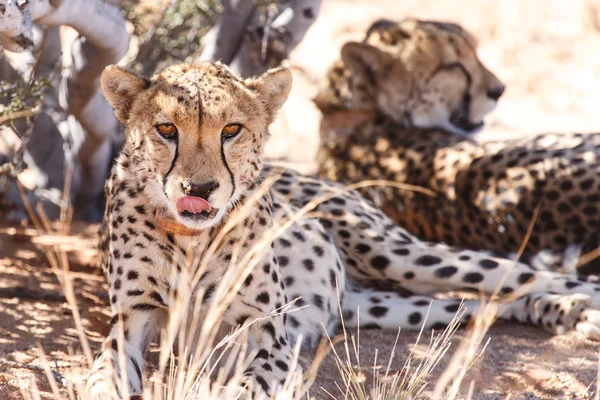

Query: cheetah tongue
<box><xmin>176</xmin><ymin>196</ymin><xmax>211</xmax><ymax>214</ymax></box>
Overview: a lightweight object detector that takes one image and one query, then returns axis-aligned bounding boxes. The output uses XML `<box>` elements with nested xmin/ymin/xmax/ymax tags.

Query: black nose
<box><xmin>182</xmin><ymin>180</ymin><xmax>220</xmax><ymax>199</ymax></box>
<box><xmin>486</xmin><ymin>85</ymin><xmax>505</xmax><ymax>101</ymax></box>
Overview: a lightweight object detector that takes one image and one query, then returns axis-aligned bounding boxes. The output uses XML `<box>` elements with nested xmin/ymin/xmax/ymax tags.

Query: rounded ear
<box><xmin>100</xmin><ymin>65</ymin><xmax>150</xmax><ymax>123</ymax></box>
<box><xmin>341</xmin><ymin>42</ymin><xmax>392</xmax><ymax>79</ymax></box>
<box><xmin>247</xmin><ymin>67</ymin><xmax>292</xmax><ymax>118</ymax></box>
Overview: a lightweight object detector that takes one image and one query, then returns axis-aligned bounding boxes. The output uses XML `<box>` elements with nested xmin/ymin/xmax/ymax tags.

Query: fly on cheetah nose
<box><xmin>177</xmin><ymin>180</ymin><xmax>219</xmax><ymax>215</ymax></box>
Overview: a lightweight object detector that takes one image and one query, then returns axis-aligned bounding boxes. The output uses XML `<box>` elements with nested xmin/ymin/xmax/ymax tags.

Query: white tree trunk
<box><xmin>0</xmin><ymin>0</ymin><xmax>129</xmax><ymax>220</ymax></box>
<box><xmin>201</xmin><ymin>0</ymin><xmax>322</xmax><ymax>78</ymax></box>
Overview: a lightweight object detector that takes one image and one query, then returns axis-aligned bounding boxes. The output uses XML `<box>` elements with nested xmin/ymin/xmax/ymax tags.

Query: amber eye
<box><xmin>222</xmin><ymin>123</ymin><xmax>243</xmax><ymax>139</ymax></box>
<box><xmin>156</xmin><ymin>123</ymin><xmax>177</xmax><ymax>139</ymax></box>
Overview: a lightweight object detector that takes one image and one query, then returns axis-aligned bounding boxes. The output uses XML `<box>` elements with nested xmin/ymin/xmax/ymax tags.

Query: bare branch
<box><xmin>229</xmin><ymin>0</ymin><xmax>322</xmax><ymax>77</ymax></box>
<box><xmin>198</xmin><ymin>0</ymin><xmax>255</xmax><ymax>65</ymax></box>
<box><xmin>1</xmin><ymin>0</ymin><xmax>130</xmax><ymax>219</ymax></box>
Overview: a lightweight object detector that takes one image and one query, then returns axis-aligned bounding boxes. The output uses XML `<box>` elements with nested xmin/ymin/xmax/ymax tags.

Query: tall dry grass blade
<box><xmin>35</xmin><ymin>343</ymin><xmax>63</xmax><ymax>399</ymax></box>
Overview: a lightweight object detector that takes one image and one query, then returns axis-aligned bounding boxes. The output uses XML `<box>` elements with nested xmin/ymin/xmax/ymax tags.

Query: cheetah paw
<box><xmin>535</xmin><ymin>293</ymin><xmax>600</xmax><ymax>339</ymax></box>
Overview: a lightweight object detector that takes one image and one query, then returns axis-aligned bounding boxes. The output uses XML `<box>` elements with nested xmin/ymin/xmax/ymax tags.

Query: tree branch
<box><xmin>201</xmin><ymin>0</ymin><xmax>322</xmax><ymax>78</ymax></box>
<box><xmin>1</xmin><ymin>0</ymin><xmax>129</xmax><ymax>220</ymax></box>
<box><xmin>198</xmin><ymin>0</ymin><xmax>255</xmax><ymax>65</ymax></box>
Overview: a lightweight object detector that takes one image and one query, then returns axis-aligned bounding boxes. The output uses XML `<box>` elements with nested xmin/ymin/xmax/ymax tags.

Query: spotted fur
<box><xmin>88</xmin><ymin>61</ymin><xmax>600</xmax><ymax>399</ymax></box>
<box><xmin>316</xmin><ymin>18</ymin><xmax>600</xmax><ymax>273</ymax></box>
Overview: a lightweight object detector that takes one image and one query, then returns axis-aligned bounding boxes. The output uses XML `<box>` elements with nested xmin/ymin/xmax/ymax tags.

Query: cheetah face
<box><xmin>341</xmin><ymin>19</ymin><xmax>505</xmax><ymax>136</ymax></box>
<box><xmin>100</xmin><ymin>63</ymin><xmax>292</xmax><ymax>229</ymax></box>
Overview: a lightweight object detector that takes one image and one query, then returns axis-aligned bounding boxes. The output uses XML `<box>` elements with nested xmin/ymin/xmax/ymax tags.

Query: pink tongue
<box><xmin>176</xmin><ymin>196</ymin><xmax>211</xmax><ymax>214</ymax></box>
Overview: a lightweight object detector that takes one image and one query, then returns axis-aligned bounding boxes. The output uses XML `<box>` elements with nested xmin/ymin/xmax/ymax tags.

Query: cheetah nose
<box><xmin>181</xmin><ymin>180</ymin><xmax>220</xmax><ymax>200</ymax></box>
<box><xmin>486</xmin><ymin>84</ymin><xmax>505</xmax><ymax>101</ymax></box>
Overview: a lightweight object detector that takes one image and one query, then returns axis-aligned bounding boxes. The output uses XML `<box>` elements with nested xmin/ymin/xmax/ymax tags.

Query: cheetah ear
<box><xmin>247</xmin><ymin>67</ymin><xmax>293</xmax><ymax>118</ymax></box>
<box><xmin>341</xmin><ymin>42</ymin><xmax>392</xmax><ymax>81</ymax></box>
<box><xmin>100</xmin><ymin>65</ymin><xmax>150</xmax><ymax>123</ymax></box>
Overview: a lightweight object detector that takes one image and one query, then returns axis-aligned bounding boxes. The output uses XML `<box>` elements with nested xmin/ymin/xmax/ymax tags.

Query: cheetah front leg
<box><xmin>342</xmin><ymin>289</ymin><xmax>600</xmax><ymax>339</ymax></box>
<box><xmin>344</xmin><ymin>237</ymin><xmax>600</xmax><ymax>338</ymax></box>
<box><xmin>87</xmin><ymin>308</ymin><xmax>163</xmax><ymax>399</ymax></box>
<box><xmin>224</xmin><ymin>253</ymin><xmax>299</xmax><ymax>396</ymax></box>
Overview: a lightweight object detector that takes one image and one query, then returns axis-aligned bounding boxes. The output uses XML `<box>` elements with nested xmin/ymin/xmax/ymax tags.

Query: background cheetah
<box><xmin>316</xmin><ymin>18</ymin><xmax>600</xmax><ymax>273</ymax></box>
<box><xmin>87</xmin><ymin>60</ymin><xmax>600</xmax><ymax>398</ymax></box>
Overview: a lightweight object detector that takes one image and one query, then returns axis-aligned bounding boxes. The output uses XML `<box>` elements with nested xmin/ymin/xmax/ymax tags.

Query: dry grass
<box><xmin>9</xmin><ymin>174</ymin><xmax>534</xmax><ymax>400</ymax></box>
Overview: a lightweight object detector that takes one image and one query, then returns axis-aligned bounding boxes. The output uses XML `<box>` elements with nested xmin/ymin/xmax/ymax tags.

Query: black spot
<box><xmin>275</xmin><ymin>360</ymin><xmax>289</xmax><ymax>372</ymax></box>
<box><xmin>565</xmin><ymin>281</ymin><xmax>581</xmax><ymax>289</ymax></box>
<box><xmin>430</xmin><ymin>322</ymin><xmax>447</xmax><ymax>330</ymax></box>
<box><xmin>371</xmin><ymin>255</ymin><xmax>390</xmax><ymax>270</ymax></box>
<box><xmin>393</xmin><ymin>248</ymin><xmax>410</xmax><ymax>256</ymax></box>
<box><xmin>150</xmin><ymin>291</ymin><xmax>167</xmax><ymax>306</ymax></box>
<box><xmin>518</xmin><ymin>272</ymin><xmax>534</xmax><ymax>284</ymax></box>
<box><xmin>408</xmin><ymin>312</ymin><xmax>422</xmax><ymax>325</ymax></box>
<box><xmin>479</xmin><ymin>259</ymin><xmax>499</xmax><ymax>269</ymax></box>
<box><xmin>292</xmin><ymin>231</ymin><xmax>305</xmax><ymax>241</ymax></box>
<box><xmin>277</xmin><ymin>256</ymin><xmax>289</xmax><ymax>267</ymax></box>
<box><xmin>435</xmin><ymin>266</ymin><xmax>458</xmax><ymax>278</ymax></box>
<box><xmin>262</xmin><ymin>322</ymin><xmax>276</xmax><ymax>339</ymax></box>
<box><xmin>202</xmin><ymin>284</ymin><xmax>216</xmax><ymax>303</ymax></box>
<box><xmin>256</xmin><ymin>292</ymin><xmax>270</xmax><ymax>304</ymax></box>
<box><xmin>369</xmin><ymin>306</ymin><xmax>388</xmax><ymax>318</ymax></box>
<box><xmin>404</xmin><ymin>271</ymin><xmax>415</xmax><ymax>279</ymax></box>
<box><xmin>284</xmin><ymin>276</ymin><xmax>295</xmax><ymax>287</ymax></box>
<box><xmin>260</xmin><ymin>264</ymin><xmax>271</xmax><ymax>276</ymax></box>
<box><xmin>500</xmin><ymin>287</ymin><xmax>513</xmax><ymax>294</ymax></box>
<box><xmin>444</xmin><ymin>303</ymin><xmax>460</xmax><ymax>313</ymax></box>
<box><xmin>254</xmin><ymin>349</ymin><xmax>269</xmax><ymax>361</ymax></box>
<box><xmin>303</xmin><ymin>259</ymin><xmax>315</xmax><ymax>271</ymax></box>
<box><xmin>313</xmin><ymin>246</ymin><xmax>324</xmax><ymax>257</ymax></box>
<box><xmin>255</xmin><ymin>376</ymin><xmax>270</xmax><ymax>393</ymax></box>
<box><xmin>463</xmin><ymin>272</ymin><xmax>484</xmax><ymax>284</ymax></box>
<box><xmin>414</xmin><ymin>255</ymin><xmax>442</xmax><ymax>266</ymax></box>
<box><xmin>355</xmin><ymin>243</ymin><xmax>371</xmax><ymax>253</ymax></box>
<box><xmin>127</xmin><ymin>270</ymin><xmax>139</xmax><ymax>280</ymax></box>
<box><xmin>244</xmin><ymin>274</ymin><xmax>253</xmax><ymax>286</ymax></box>
<box><xmin>313</xmin><ymin>294</ymin><xmax>325</xmax><ymax>310</ymax></box>
<box><xmin>278</xmin><ymin>238</ymin><xmax>292</xmax><ymax>247</ymax></box>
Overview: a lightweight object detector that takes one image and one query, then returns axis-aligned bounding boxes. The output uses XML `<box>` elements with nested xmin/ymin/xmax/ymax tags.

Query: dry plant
<box><xmin>13</xmin><ymin>173</ymin><xmax>559</xmax><ymax>400</ymax></box>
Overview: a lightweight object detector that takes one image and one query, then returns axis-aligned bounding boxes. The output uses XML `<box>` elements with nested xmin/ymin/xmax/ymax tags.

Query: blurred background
<box><xmin>2</xmin><ymin>1</ymin><xmax>600</xmax><ymax>398</ymax></box>
<box><xmin>2</xmin><ymin>0</ymin><xmax>600</xmax><ymax>224</ymax></box>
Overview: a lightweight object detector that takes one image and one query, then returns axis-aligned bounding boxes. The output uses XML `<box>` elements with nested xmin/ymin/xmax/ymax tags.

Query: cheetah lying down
<box><xmin>88</xmin><ymin>61</ymin><xmax>600</xmax><ymax>398</ymax></box>
<box><xmin>316</xmin><ymin>18</ymin><xmax>600</xmax><ymax>273</ymax></box>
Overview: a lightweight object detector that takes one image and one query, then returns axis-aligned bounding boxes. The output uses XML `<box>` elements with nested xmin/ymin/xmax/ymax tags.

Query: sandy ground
<box><xmin>2</xmin><ymin>224</ymin><xmax>600</xmax><ymax>400</ymax></box>
<box><xmin>3</xmin><ymin>0</ymin><xmax>600</xmax><ymax>399</ymax></box>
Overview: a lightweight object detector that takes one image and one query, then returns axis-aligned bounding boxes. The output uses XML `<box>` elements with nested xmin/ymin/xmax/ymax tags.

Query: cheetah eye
<box><xmin>156</xmin><ymin>123</ymin><xmax>178</xmax><ymax>139</ymax></box>
<box><xmin>222</xmin><ymin>123</ymin><xmax>243</xmax><ymax>139</ymax></box>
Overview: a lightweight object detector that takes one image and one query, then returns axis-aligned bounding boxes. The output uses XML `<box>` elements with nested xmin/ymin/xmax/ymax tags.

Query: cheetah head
<box><xmin>319</xmin><ymin>19</ymin><xmax>505</xmax><ymax>136</ymax></box>
<box><xmin>100</xmin><ymin>62</ymin><xmax>292</xmax><ymax>229</ymax></box>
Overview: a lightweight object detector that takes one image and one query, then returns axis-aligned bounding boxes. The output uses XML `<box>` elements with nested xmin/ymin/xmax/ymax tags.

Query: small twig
<box><xmin>0</xmin><ymin>104</ymin><xmax>41</xmax><ymax>125</ymax></box>
<box><xmin>260</xmin><ymin>3</ymin><xmax>278</xmax><ymax>63</ymax></box>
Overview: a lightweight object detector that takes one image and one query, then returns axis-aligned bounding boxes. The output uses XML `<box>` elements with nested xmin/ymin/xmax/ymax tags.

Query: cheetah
<box><xmin>316</xmin><ymin>18</ymin><xmax>600</xmax><ymax>273</ymax></box>
<box><xmin>88</xmin><ymin>61</ymin><xmax>600</xmax><ymax>398</ymax></box>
